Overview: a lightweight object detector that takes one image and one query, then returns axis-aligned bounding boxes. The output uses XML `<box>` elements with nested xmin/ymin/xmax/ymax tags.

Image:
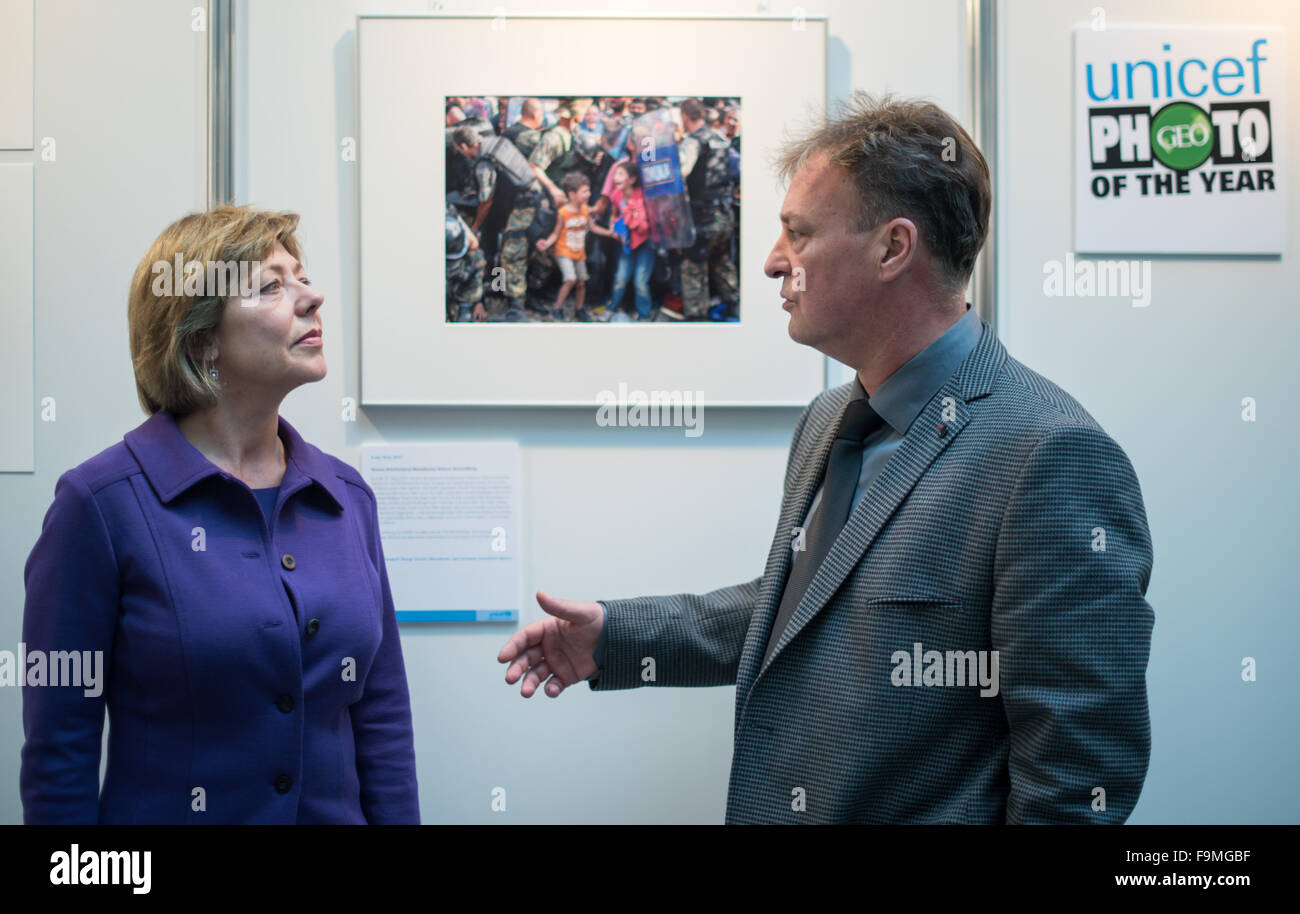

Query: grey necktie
<box><xmin>762</xmin><ymin>396</ymin><xmax>884</xmax><ymax>666</ymax></box>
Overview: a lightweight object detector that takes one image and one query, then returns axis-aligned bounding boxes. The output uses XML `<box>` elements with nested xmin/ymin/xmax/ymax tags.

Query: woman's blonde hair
<box><xmin>128</xmin><ymin>204</ymin><xmax>302</xmax><ymax>415</ymax></box>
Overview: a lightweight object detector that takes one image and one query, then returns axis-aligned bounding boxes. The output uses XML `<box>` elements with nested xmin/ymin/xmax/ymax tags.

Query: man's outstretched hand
<box><xmin>498</xmin><ymin>590</ymin><xmax>603</xmax><ymax>698</ymax></box>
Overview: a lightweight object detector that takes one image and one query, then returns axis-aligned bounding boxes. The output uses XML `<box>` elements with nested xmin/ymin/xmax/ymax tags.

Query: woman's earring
<box><xmin>209</xmin><ymin>364</ymin><xmax>219</xmax><ymax>381</ymax></box>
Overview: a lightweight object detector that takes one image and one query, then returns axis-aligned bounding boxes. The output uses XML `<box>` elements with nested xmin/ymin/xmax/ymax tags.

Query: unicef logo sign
<box><xmin>1150</xmin><ymin>102</ymin><xmax>1214</xmax><ymax>170</ymax></box>
<box><xmin>1074</xmin><ymin>28</ymin><xmax>1283</xmax><ymax>255</ymax></box>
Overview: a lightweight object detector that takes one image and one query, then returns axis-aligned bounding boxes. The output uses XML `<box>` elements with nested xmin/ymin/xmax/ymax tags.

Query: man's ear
<box><xmin>878</xmin><ymin>217</ymin><xmax>919</xmax><ymax>283</ymax></box>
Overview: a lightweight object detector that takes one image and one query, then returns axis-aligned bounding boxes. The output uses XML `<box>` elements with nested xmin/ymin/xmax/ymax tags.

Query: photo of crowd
<box><xmin>445</xmin><ymin>96</ymin><xmax>742</xmax><ymax>323</ymax></box>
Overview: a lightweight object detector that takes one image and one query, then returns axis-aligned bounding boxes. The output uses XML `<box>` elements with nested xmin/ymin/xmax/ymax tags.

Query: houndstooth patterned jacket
<box><xmin>591</xmin><ymin>317</ymin><xmax>1154</xmax><ymax>824</ymax></box>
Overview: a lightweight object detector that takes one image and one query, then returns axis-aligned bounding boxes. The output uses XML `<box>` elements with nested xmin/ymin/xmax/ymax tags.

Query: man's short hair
<box><xmin>680</xmin><ymin>98</ymin><xmax>705</xmax><ymax>122</ymax></box>
<box><xmin>451</xmin><ymin>124</ymin><xmax>479</xmax><ymax>150</ymax></box>
<box><xmin>775</xmin><ymin>91</ymin><xmax>991</xmax><ymax>290</ymax></box>
<box><xmin>560</xmin><ymin>171</ymin><xmax>590</xmax><ymax>195</ymax></box>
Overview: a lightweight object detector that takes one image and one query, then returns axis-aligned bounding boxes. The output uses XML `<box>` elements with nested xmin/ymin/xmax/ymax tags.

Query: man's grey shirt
<box><xmin>800</xmin><ymin>303</ymin><xmax>982</xmax><ymax>530</ymax></box>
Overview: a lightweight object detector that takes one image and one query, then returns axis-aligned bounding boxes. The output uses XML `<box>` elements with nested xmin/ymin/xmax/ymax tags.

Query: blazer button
<box><xmin>276</xmin><ymin>694</ymin><xmax>294</xmax><ymax>713</ymax></box>
<box><xmin>274</xmin><ymin>774</ymin><xmax>292</xmax><ymax>794</ymax></box>
<box><xmin>281</xmin><ymin>553</ymin><xmax>296</xmax><ymax>570</ymax></box>
<box><xmin>306</xmin><ymin>618</ymin><xmax>320</xmax><ymax>636</ymax></box>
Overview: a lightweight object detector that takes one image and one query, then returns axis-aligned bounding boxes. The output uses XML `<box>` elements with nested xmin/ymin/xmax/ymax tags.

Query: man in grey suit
<box><xmin>498</xmin><ymin>92</ymin><xmax>1154</xmax><ymax>824</ymax></box>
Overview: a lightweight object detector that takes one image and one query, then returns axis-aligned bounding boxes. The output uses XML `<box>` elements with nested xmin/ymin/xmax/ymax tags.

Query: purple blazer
<box><xmin>21</xmin><ymin>408</ymin><xmax>419</xmax><ymax>823</ymax></box>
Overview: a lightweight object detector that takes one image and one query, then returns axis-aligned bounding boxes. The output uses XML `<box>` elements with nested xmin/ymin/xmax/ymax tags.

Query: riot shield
<box><xmin>630</xmin><ymin>108</ymin><xmax>695</xmax><ymax>249</ymax></box>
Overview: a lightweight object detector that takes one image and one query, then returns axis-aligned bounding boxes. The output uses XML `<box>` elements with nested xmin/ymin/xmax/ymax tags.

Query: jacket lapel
<box><xmin>737</xmin><ymin>321</ymin><xmax>1007</xmax><ymax>713</ymax></box>
<box><xmin>734</xmin><ymin>383</ymin><xmax>854</xmax><ymax>707</ymax></box>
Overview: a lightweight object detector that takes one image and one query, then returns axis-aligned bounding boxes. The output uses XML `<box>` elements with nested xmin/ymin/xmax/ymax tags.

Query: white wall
<box><xmin>0</xmin><ymin>0</ymin><xmax>36</xmax><ymax>473</ymax></box>
<box><xmin>998</xmin><ymin>0</ymin><xmax>1300</xmax><ymax>823</ymax></box>
<box><xmin>0</xmin><ymin>0</ymin><xmax>207</xmax><ymax>822</ymax></box>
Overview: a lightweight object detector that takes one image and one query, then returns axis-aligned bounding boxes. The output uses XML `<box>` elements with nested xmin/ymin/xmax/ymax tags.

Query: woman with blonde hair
<box><xmin>21</xmin><ymin>205</ymin><xmax>419</xmax><ymax>824</ymax></box>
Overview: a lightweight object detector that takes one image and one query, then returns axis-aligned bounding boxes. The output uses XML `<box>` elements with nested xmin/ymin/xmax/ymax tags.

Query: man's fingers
<box><xmin>502</xmin><ymin>598</ymin><xmax>597</xmax><ymax>698</ymax></box>
<box><xmin>521</xmin><ymin>661</ymin><xmax>552</xmax><ymax>698</ymax></box>
<box><xmin>504</xmin><ymin>645</ymin><xmax>544</xmax><ymax>684</ymax></box>
<box><xmin>535</xmin><ymin>589</ymin><xmax>595</xmax><ymax>625</ymax></box>
<box><xmin>497</xmin><ymin>621</ymin><xmax>545</xmax><ymax>663</ymax></box>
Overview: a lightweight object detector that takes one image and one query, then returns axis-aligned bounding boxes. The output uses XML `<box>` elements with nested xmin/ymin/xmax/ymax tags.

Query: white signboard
<box><xmin>361</xmin><ymin>442</ymin><xmax>522</xmax><ymax>623</ymax></box>
<box><xmin>1074</xmin><ymin>26</ymin><xmax>1285</xmax><ymax>254</ymax></box>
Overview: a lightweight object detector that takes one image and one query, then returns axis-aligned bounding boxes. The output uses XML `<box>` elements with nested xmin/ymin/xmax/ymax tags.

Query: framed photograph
<box><xmin>444</xmin><ymin>95</ymin><xmax>743</xmax><ymax>326</ymax></box>
<box><xmin>358</xmin><ymin>12</ymin><xmax>827</xmax><ymax>406</ymax></box>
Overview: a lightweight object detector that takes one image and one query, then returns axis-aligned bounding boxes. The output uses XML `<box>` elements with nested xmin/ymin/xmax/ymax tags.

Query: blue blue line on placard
<box><xmin>396</xmin><ymin>609</ymin><xmax>519</xmax><ymax>622</ymax></box>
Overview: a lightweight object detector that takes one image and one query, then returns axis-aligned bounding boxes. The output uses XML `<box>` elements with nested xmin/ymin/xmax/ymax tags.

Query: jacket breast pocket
<box><xmin>860</xmin><ymin>596</ymin><xmax>986</xmax><ymax>663</ymax></box>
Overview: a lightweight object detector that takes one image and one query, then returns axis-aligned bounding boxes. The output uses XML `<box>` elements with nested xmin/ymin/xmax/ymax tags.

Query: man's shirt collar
<box><xmin>850</xmin><ymin>303</ymin><xmax>982</xmax><ymax>435</ymax></box>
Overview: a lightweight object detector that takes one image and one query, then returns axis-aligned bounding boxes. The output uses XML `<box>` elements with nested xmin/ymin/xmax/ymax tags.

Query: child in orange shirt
<box><xmin>537</xmin><ymin>172</ymin><xmax>616</xmax><ymax>321</ymax></box>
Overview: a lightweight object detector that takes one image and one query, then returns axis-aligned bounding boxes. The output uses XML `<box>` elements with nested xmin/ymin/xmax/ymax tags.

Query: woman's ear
<box><xmin>188</xmin><ymin>336</ymin><xmax>217</xmax><ymax>367</ymax></box>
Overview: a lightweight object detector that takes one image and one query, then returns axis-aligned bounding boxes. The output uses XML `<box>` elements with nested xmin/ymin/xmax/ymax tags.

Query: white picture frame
<box><xmin>357</xmin><ymin>12</ymin><xmax>828</xmax><ymax>406</ymax></box>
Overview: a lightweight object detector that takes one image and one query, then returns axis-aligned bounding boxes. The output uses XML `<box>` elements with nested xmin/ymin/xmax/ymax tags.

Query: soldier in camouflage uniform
<box><xmin>529</xmin><ymin>105</ymin><xmax>578</xmax><ymax>205</ymax></box>
<box><xmin>522</xmin><ymin>107</ymin><xmax>582</xmax><ymax>310</ymax></box>
<box><xmin>445</xmin><ymin>206</ymin><xmax>488</xmax><ymax>322</ymax></box>
<box><xmin>445</xmin><ymin>107</ymin><xmax>495</xmax><ymax>216</ymax></box>
<box><xmin>502</xmin><ymin>97</ymin><xmax>544</xmax><ymax>159</ymax></box>
<box><xmin>502</xmin><ymin>99</ymin><xmax>552</xmax><ymax>311</ymax></box>
<box><xmin>452</xmin><ymin>123</ymin><xmax>543</xmax><ymax>319</ymax></box>
<box><xmin>677</xmin><ymin>98</ymin><xmax>739</xmax><ymax>320</ymax></box>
